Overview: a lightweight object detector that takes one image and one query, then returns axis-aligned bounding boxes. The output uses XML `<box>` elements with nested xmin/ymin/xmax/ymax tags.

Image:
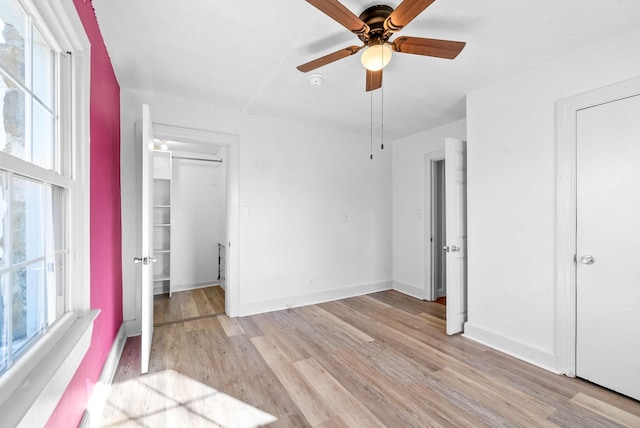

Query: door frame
<box><xmin>152</xmin><ymin>123</ymin><xmax>240</xmax><ymax>317</ymax></box>
<box><xmin>555</xmin><ymin>76</ymin><xmax>640</xmax><ymax>376</ymax></box>
<box><xmin>424</xmin><ymin>150</ymin><xmax>446</xmax><ymax>301</ymax></box>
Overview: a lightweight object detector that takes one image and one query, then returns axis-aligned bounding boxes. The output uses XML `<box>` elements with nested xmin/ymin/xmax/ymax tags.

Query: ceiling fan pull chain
<box><xmin>370</xmin><ymin>90</ymin><xmax>373</xmax><ymax>160</ymax></box>
<box><xmin>381</xmin><ymin>83</ymin><xmax>384</xmax><ymax>150</ymax></box>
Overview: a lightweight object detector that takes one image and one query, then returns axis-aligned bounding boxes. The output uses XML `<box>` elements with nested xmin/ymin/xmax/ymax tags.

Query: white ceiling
<box><xmin>92</xmin><ymin>0</ymin><xmax>640</xmax><ymax>141</ymax></box>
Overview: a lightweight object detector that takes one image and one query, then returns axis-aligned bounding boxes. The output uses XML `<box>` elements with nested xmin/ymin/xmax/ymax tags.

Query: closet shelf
<box><xmin>153</xmin><ymin>150</ymin><xmax>173</xmax><ymax>296</ymax></box>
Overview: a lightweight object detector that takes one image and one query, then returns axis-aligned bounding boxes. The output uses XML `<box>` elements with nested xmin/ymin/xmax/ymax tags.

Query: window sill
<box><xmin>0</xmin><ymin>309</ymin><xmax>100</xmax><ymax>428</ymax></box>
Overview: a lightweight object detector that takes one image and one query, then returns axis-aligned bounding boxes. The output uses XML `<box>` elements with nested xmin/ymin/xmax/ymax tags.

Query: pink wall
<box><xmin>46</xmin><ymin>1</ymin><xmax>122</xmax><ymax>427</ymax></box>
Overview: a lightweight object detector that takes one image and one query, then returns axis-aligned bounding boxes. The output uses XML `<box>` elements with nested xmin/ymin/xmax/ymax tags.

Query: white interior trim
<box><xmin>152</xmin><ymin>123</ymin><xmax>240</xmax><ymax>316</ymax></box>
<box><xmin>555</xmin><ymin>75</ymin><xmax>640</xmax><ymax>376</ymax></box>
<box><xmin>79</xmin><ymin>323</ymin><xmax>127</xmax><ymax>428</ymax></box>
<box><xmin>392</xmin><ymin>280</ymin><xmax>425</xmax><ymax>300</ymax></box>
<box><xmin>464</xmin><ymin>321</ymin><xmax>559</xmax><ymax>374</ymax></box>
<box><xmin>239</xmin><ymin>280</ymin><xmax>392</xmax><ymax>317</ymax></box>
<box><xmin>0</xmin><ymin>310</ymin><xmax>99</xmax><ymax>428</ymax></box>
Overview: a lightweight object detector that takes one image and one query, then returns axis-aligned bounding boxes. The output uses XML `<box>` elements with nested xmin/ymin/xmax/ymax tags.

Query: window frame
<box><xmin>0</xmin><ymin>0</ymin><xmax>94</xmax><ymax>426</ymax></box>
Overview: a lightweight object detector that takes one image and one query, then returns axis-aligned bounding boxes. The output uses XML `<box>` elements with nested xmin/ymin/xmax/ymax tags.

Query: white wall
<box><xmin>392</xmin><ymin>120</ymin><xmax>467</xmax><ymax>299</ymax></box>
<box><xmin>121</xmin><ymin>89</ymin><xmax>392</xmax><ymax>332</ymax></box>
<box><xmin>465</xmin><ymin>25</ymin><xmax>640</xmax><ymax>371</ymax></box>
<box><xmin>171</xmin><ymin>158</ymin><xmax>221</xmax><ymax>291</ymax></box>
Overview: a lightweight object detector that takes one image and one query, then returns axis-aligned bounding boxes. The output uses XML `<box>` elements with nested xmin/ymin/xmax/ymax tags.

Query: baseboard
<box><xmin>123</xmin><ymin>318</ymin><xmax>140</xmax><ymax>337</ymax></box>
<box><xmin>392</xmin><ymin>280</ymin><xmax>427</xmax><ymax>300</ymax></box>
<box><xmin>153</xmin><ymin>283</ymin><xmax>166</xmax><ymax>296</ymax></box>
<box><xmin>79</xmin><ymin>323</ymin><xmax>127</xmax><ymax>428</ymax></box>
<box><xmin>463</xmin><ymin>322</ymin><xmax>560</xmax><ymax>374</ymax></box>
<box><xmin>170</xmin><ymin>281</ymin><xmax>220</xmax><ymax>293</ymax></box>
<box><xmin>238</xmin><ymin>280</ymin><xmax>392</xmax><ymax>317</ymax></box>
<box><xmin>153</xmin><ymin>281</ymin><xmax>219</xmax><ymax>296</ymax></box>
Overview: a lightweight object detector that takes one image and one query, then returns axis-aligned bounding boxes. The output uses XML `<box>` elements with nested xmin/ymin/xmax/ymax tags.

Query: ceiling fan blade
<box><xmin>306</xmin><ymin>0</ymin><xmax>369</xmax><ymax>35</ymax></box>
<box><xmin>386</xmin><ymin>0</ymin><xmax>435</xmax><ymax>32</ymax></box>
<box><xmin>392</xmin><ymin>36</ymin><xmax>465</xmax><ymax>59</ymax></box>
<box><xmin>366</xmin><ymin>69</ymin><xmax>382</xmax><ymax>92</ymax></box>
<box><xmin>297</xmin><ymin>45</ymin><xmax>362</xmax><ymax>73</ymax></box>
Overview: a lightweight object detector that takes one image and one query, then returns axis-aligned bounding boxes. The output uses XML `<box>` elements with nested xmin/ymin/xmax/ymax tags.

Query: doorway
<box><xmin>556</xmin><ymin>77</ymin><xmax>640</xmax><ymax>401</ymax></box>
<box><xmin>431</xmin><ymin>158</ymin><xmax>446</xmax><ymax>304</ymax></box>
<box><xmin>152</xmin><ymin>147</ymin><xmax>229</xmax><ymax>326</ymax></box>
<box><xmin>423</xmin><ymin>138</ymin><xmax>467</xmax><ymax>336</ymax></box>
<box><xmin>152</xmin><ymin>123</ymin><xmax>240</xmax><ymax>317</ymax></box>
<box><xmin>574</xmin><ymin>94</ymin><xmax>640</xmax><ymax>400</ymax></box>
<box><xmin>425</xmin><ymin>150</ymin><xmax>445</xmax><ymax>302</ymax></box>
<box><xmin>138</xmin><ymin>110</ymin><xmax>239</xmax><ymax>373</ymax></box>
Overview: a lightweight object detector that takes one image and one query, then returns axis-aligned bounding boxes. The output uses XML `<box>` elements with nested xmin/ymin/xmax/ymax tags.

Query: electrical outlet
<box><xmin>307</xmin><ymin>277</ymin><xmax>314</xmax><ymax>288</ymax></box>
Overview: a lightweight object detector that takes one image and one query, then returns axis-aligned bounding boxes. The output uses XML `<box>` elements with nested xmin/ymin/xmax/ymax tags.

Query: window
<box><xmin>0</xmin><ymin>0</ymin><xmax>92</xmax><ymax>425</ymax></box>
<box><xmin>0</xmin><ymin>0</ymin><xmax>68</xmax><ymax>377</ymax></box>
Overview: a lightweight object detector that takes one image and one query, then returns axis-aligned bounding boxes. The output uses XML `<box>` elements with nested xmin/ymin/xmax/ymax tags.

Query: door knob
<box><xmin>133</xmin><ymin>256</ymin><xmax>157</xmax><ymax>265</ymax></box>
<box><xmin>450</xmin><ymin>245</ymin><xmax>460</xmax><ymax>252</ymax></box>
<box><xmin>443</xmin><ymin>246</ymin><xmax>450</xmax><ymax>252</ymax></box>
<box><xmin>579</xmin><ymin>254</ymin><xmax>595</xmax><ymax>265</ymax></box>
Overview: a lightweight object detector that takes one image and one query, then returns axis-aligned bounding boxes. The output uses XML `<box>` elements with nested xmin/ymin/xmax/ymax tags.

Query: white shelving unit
<box><xmin>153</xmin><ymin>151</ymin><xmax>173</xmax><ymax>296</ymax></box>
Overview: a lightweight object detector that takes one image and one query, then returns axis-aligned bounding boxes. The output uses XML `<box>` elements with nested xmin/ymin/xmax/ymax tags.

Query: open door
<box><xmin>134</xmin><ymin>104</ymin><xmax>156</xmax><ymax>373</ymax></box>
<box><xmin>444</xmin><ymin>138</ymin><xmax>467</xmax><ymax>335</ymax></box>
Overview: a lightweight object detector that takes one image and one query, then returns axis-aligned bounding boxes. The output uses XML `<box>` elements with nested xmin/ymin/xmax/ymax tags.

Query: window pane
<box><xmin>11</xmin><ymin>176</ymin><xmax>44</xmax><ymax>265</ymax></box>
<box><xmin>0</xmin><ymin>0</ymin><xmax>26</xmax><ymax>85</ymax></box>
<box><xmin>45</xmin><ymin>185</ymin><xmax>65</xmax><ymax>323</ymax></box>
<box><xmin>0</xmin><ymin>72</ymin><xmax>26</xmax><ymax>160</ymax></box>
<box><xmin>32</xmin><ymin>28</ymin><xmax>54</xmax><ymax>109</ymax></box>
<box><xmin>0</xmin><ymin>171</ymin><xmax>7</xmax><ymax>269</ymax></box>
<box><xmin>32</xmin><ymin>102</ymin><xmax>54</xmax><ymax>170</ymax></box>
<box><xmin>0</xmin><ymin>272</ymin><xmax>8</xmax><ymax>372</ymax></box>
<box><xmin>0</xmin><ymin>177</ymin><xmax>65</xmax><ymax>372</ymax></box>
<box><xmin>11</xmin><ymin>261</ymin><xmax>45</xmax><ymax>358</ymax></box>
<box><xmin>0</xmin><ymin>4</ymin><xmax>58</xmax><ymax>172</ymax></box>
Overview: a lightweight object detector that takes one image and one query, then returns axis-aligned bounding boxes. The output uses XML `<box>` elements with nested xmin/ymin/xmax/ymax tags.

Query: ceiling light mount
<box><xmin>357</xmin><ymin>5</ymin><xmax>394</xmax><ymax>43</ymax></box>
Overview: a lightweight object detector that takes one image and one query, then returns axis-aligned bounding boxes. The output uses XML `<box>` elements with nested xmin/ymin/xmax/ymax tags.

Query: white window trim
<box><xmin>0</xmin><ymin>1</ymin><xmax>95</xmax><ymax>426</ymax></box>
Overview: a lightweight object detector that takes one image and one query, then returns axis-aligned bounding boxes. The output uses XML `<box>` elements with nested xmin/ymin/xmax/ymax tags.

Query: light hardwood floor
<box><xmin>153</xmin><ymin>285</ymin><xmax>225</xmax><ymax>326</ymax></box>
<box><xmin>100</xmin><ymin>290</ymin><xmax>640</xmax><ymax>427</ymax></box>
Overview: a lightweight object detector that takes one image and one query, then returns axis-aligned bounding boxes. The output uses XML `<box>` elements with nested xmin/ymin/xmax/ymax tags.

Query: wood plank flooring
<box><xmin>153</xmin><ymin>285</ymin><xmax>225</xmax><ymax>326</ymax></box>
<box><xmin>100</xmin><ymin>290</ymin><xmax>640</xmax><ymax>427</ymax></box>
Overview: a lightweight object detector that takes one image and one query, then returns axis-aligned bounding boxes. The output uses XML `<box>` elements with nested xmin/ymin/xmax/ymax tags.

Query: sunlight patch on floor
<box><xmin>100</xmin><ymin>369</ymin><xmax>277</xmax><ymax>427</ymax></box>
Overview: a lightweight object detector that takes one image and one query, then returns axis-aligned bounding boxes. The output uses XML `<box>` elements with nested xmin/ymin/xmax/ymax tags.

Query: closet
<box><xmin>151</xmin><ymin>148</ymin><xmax>226</xmax><ymax>296</ymax></box>
<box><xmin>152</xmin><ymin>151</ymin><xmax>172</xmax><ymax>295</ymax></box>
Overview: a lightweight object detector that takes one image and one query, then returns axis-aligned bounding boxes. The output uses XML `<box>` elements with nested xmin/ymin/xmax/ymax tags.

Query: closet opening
<box><xmin>430</xmin><ymin>158</ymin><xmax>447</xmax><ymax>305</ymax></box>
<box><xmin>152</xmin><ymin>141</ymin><xmax>229</xmax><ymax>325</ymax></box>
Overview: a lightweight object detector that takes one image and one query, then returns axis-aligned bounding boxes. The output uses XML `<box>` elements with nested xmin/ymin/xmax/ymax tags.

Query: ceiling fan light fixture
<box><xmin>360</xmin><ymin>44</ymin><xmax>392</xmax><ymax>71</ymax></box>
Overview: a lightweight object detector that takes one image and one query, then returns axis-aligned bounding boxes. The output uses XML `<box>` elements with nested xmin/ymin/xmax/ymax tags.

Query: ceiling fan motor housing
<box><xmin>358</xmin><ymin>5</ymin><xmax>394</xmax><ymax>45</ymax></box>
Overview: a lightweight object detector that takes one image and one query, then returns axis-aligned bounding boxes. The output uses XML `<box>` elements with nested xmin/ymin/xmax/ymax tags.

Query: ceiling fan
<box><xmin>297</xmin><ymin>0</ymin><xmax>466</xmax><ymax>91</ymax></box>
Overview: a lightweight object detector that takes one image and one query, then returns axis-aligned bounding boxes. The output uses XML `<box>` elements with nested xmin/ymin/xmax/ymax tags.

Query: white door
<box><xmin>137</xmin><ymin>104</ymin><xmax>156</xmax><ymax>374</ymax></box>
<box><xmin>444</xmin><ymin>138</ymin><xmax>467</xmax><ymax>335</ymax></box>
<box><xmin>576</xmin><ymin>95</ymin><xmax>640</xmax><ymax>400</ymax></box>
